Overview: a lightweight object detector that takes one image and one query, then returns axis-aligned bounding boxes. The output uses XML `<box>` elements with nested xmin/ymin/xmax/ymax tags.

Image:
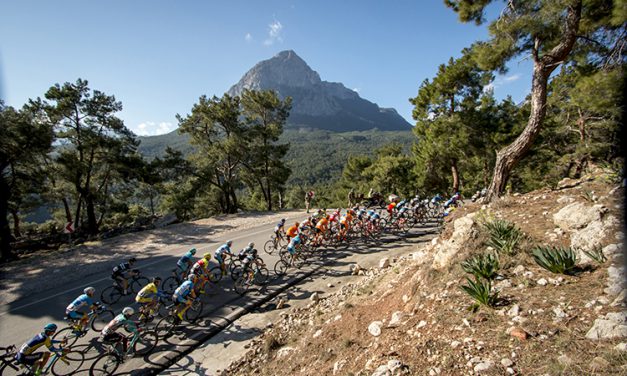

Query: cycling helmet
<box><xmin>188</xmin><ymin>274</ymin><xmax>197</xmax><ymax>283</ymax></box>
<box><xmin>189</xmin><ymin>248</ymin><xmax>197</xmax><ymax>255</ymax></box>
<box><xmin>247</xmin><ymin>242</ymin><xmax>254</xmax><ymax>248</ymax></box>
<box><xmin>251</xmin><ymin>248</ymin><xmax>258</xmax><ymax>257</ymax></box>
<box><xmin>281</xmin><ymin>218</ymin><xmax>286</xmax><ymax>223</ymax></box>
<box><xmin>203</xmin><ymin>253</ymin><xmax>211</xmax><ymax>260</ymax></box>
<box><xmin>226</xmin><ymin>240</ymin><xmax>233</xmax><ymax>247</ymax></box>
<box><xmin>43</xmin><ymin>323</ymin><xmax>57</xmax><ymax>333</ymax></box>
<box><xmin>129</xmin><ymin>257</ymin><xmax>137</xmax><ymax>263</ymax></box>
<box><xmin>152</xmin><ymin>277</ymin><xmax>162</xmax><ymax>284</ymax></box>
<box><xmin>295</xmin><ymin>222</ymin><xmax>299</xmax><ymax>226</ymax></box>
<box><xmin>122</xmin><ymin>307</ymin><xmax>134</xmax><ymax>316</ymax></box>
<box><xmin>84</xmin><ymin>286</ymin><xmax>96</xmax><ymax>295</ymax></box>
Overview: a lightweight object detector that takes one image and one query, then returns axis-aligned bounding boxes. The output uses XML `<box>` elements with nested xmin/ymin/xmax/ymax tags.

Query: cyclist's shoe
<box><xmin>199</xmin><ymin>289</ymin><xmax>206</xmax><ymax>294</ymax></box>
<box><xmin>34</xmin><ymin>369</ymin><xmax>43</xmax><ymax>376</ymax></box>
<box><xmin>172</xmin><ymin>316</ymin><xmax>182</xmax><ymax>325</ymax></box>
<box><xmin>177</xmin><ymin>312</ymin><xmax>184</xmax><ymax>321</ymax></box>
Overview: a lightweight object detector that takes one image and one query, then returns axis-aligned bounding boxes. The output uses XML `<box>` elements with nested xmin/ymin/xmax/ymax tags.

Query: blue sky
<box><xmin>0</xmin><ymin>0</ymin><xmax>531</xmax><ymax>136</ymax></box>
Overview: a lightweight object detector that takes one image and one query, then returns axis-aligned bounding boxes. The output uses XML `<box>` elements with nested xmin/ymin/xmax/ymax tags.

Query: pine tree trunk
<box><xmin>10</xmin><ymin>210</ymin><xmax>21</xmax><ymax>238</ymax></box>
<box><xmin>0</xmin><ymin>175</ymin><xmax>16</xmax><ymax>262</ymax></box>
<box><xmin>85</xmin><ymin>194</ymin><xmax>99</xmax><ymax>235</ymax></box>
<box><xmin>451</xmin><ymin>159</ymin><xmax>460</xmax><ymax>193</ymax></box>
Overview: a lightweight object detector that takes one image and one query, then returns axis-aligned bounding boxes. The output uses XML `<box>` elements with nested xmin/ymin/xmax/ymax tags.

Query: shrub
<box><xmin>461</xmin><ymin>252</ymin><xmax>499</xmax><ymax>280</ymax></box>
<box><xmin>483</xmin><ymin>219</ymin><xmax>524</xmax><ymax>255</ymax></box>
<box><xmin>532</xmin><ymin>245</ymin><xmax>578</xmax><ymax>274</ymax></box>
<box><xmin>460</xmin><ymin>277</ymin><xmax>498</xmax><ymax>310</ymax></box>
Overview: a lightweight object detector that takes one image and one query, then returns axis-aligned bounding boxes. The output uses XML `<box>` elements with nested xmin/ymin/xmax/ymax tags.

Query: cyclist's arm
<box><xmin>124</xmin><ymin>319</ymin><xmax>139</xmax><ymax>334</ymax></box>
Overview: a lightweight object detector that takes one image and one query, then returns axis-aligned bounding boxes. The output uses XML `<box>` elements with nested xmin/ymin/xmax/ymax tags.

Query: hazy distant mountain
<box><xmin>227</xmin><ymin>50</ymin><xmax>411</xmax><ymax>132</ymax></box>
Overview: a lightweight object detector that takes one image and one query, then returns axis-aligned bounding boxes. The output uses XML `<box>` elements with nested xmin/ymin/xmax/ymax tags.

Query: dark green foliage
<box><xmin>532</xmin><ymin>245</ymin><xmax>578</xmax><ymax>275</ymax></box>
<box><xmin>461</xmin><ymin>253</ymin><xmax>499</xmax><ymax>280</ymax></box>
<box><xmin>460</xmin><ymin>276</ymin><xmax>498</xmax><ymax>310</ymax></box>
<box><xmin>582</xmin><ymin>245</ymin><xmax>607</xmax><ymax>264</ymax></box>
<box><xmin>483</xmin><ymin>218</ymin><xmax>524</xmax><ymax>255</ymax></box>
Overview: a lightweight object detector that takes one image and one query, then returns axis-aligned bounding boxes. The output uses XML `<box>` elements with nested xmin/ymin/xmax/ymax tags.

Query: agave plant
<box><xmin>582</xmin><ymin>245</ymin><xmax>607</xmax><ymax>264</ymax></box>
<box><xmin>460</xmin><ymin>276</ymin><xmax>498</xmax><ymax>309</ymax></box>
<box><xmin>461</xmin><ymin>253</ymin><xmax>500</xmax><ymax>280</ymax></box>
<box><xmin>532</xmin><ymin>245</ymin><xmax>578</xmax><ymax>274</ymax></box>
<box><xmin>483</xmin><ymin>219</ymin><xmax>524</xmax><ymax>255</ymax></box>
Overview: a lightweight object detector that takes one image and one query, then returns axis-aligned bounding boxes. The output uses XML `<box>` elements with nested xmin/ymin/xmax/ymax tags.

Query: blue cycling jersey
<box><xmin>215</xmin><ymin>244</ymin><xmax>231</xmax><ymax>257</ymax></box>
<box><xmin>66</xmin><ymin>293</ymin><xmax>93</xmax><ymax>312</ymax></box>
<box><xmin>177</xmin><ymin>251</ymin><xmax>194</xmax><ymax>268</ymax></box>
<box><xmin>174</xmin><ymin>281</ymin><xmax>194</xmax><ymax>299</ymax></box>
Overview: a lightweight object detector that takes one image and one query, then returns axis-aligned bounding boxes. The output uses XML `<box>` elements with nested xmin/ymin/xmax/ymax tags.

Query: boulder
<box><xmin>605</xmin><ymin>265</ymin><xmax>626</xmax><ymax>296</ymax></box>
<box><xmin>432</xmin><ymin>213</ymin><xmax>478</xmax><ymax>269</ymax></box>
<box><xmin>553</xmin><ymin>202</ymin><xmax>606</xmax><ymax>231</ymax></box>
<box><xmin>379</xmin><ymin>257</ymin><xmax>390</xmax><ymax>269</ymax></box>
<box><xmin>388</xmin><ymin>311</ymin><xmax>404</xmax><ymax>328</ymax></box>
<box><xmin>368</xmin><ymin>321</ymin><xmax>383</xmax><ymax>336</ymax></box>
<box><xmin>310</xmin><ymin>292</ymin><xmax>320</xmax><ymax>303</ymax></box>
<box><xmin>586</xmin><ymin>311</ymin><xmax>627</xmax><ymax>339</ymax></box>
<box><xmin>571</xmin><ymin>215</ymin><xmax>619</xmax><ymax>257</ymax></box>
<box><xmin>474</xmin><ymin>361</ymin><xmax>493</xmax><ymax>373</ymax></box>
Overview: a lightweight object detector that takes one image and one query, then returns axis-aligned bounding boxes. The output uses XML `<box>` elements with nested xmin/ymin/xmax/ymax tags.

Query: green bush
<box><xmin>460</xmin><ymin>277</ymin><xmax>499</xmax><ymax>309</ymax></box>
<box><xmin>582</xmin><ymin>245</ymin><xmax>607</xmax><ymax>264</ymax></box>
<box><xmin>532</xmin><ymin>245</ymin><xmax>578</xmax><ymax>274</ymax></box>
<box><xmin>483</xmin><ymin>219</ymin><xmax>524</xmax><ymax>255</ymax></box>
<box><xmin>461</xmin><ymin>252</ymin><xmax>499</xmax><ymax>280</ymax></box>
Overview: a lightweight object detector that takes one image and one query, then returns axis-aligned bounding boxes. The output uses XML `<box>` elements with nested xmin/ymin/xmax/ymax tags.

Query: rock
<box><xmin>402</xmin><ymin>294</ymin><xmax>411</xmax><ymax>304</ymax></box>
<box><xmin>387</xmin><ymin>359</ymin><xmax>403</xmax><ymax>372</ymax></box>
<box><xmin>371</xmin><ymin>364</ymin><xmax>390</xmax><ymax>376</ymax></box>
<box><xmin>310</xmin><ymin>292</ymin><xmax>320</xmax><ymax>303</ymax></box>
<box><xmin>611</xmin><ymin>290</ymin><xmax>626</xmax><ymax>307</ymax></box>
<box><xmin>473</xmin><ymin>361</ymin><xmax>493</xmax><ymax>373</ymax></box>
<box><xmin>333</xmin><ymin>359</ymin><xmax>347</xmax><ymax>375</ymax></box>
<box><xmin>494</xmin><ymin>279</ymin><xmax>512</xmax><ymax>291</ymax></box>
<box><xmin>557</xmin><ymin>196</ymin><xmax>575</xmax><ymax>204</ymax></box>
<box><xmin>351</xmin><ymin>264</ymin><xmax>362</xmax><ymax>275</ymax></box>
<box><xmin>501</xmin><ymin>358</ymin><xmax>514</xmax><ymax>367</ymax></box>
<box><xmin>557</xmin><ymin>177</ymin><xmax>581</xmax><ymax>189</ymax></box>
<box><xmin>606</xmin><ymin>265</ymin><xmax>626</xmax><ymax>296</ymax></box>
<box><xmin>553</xmin><ymin>202</ymin><xmax>606</xmax><ymax>231</ymax></box>
<box><xmin>451</xmin><ymin>340</ymin><xmax>461</xmax><ymax>349</ymax></box>
<box><xmin>313</xmin><ymin>329</ymin><xmax>323</xmax><ymax>338</ymax></box>
<box><xmin>506</xmin><ymin>367</ymin><xmax>515</xmax><ymax>374</ymax></box>
<box><xmin>429</xmin><ymin>367</ymin><xmax>441</xmax><ymax>375</ymax></box>
<box><xmin>276</xmin><ymin>346</ymin><xmax>296</xmax><ymax>358</ymax></box>
<box><xmin>276</xmin><ymin>298</ymin><xmax>286</xmax><ymax>310</ymax></box>
<box><xmin>557</xmin><ymin>354</ymin><xmax>573</xmax><ymax>366</ymax></box>
<box><xmin>431</xmin><ymin>238</ymin><xmax>438</xmax><ymax>246</ymax></box>
<box><xmin>368</xmin><ymin>321</ymin><xmax>383</xmax><ymax>336</ymax></box>
<box><xmin>508</xmin><ymin>327</ymin><xmax>528</xmax><ymax>341</ymax></box>
<box><xmin>553</xmin><ymin>307</ymin><xmax>568</xmax><ymax>321</ymax></box>
<box><xmin>586</xmin><ymin>311</ymin><xmax>627</xmax><ymax>339</ymax></box>
<box><xmin>589</xmin><ymin>356</ymin><xmax>610</xmax><ymax>370</ymax></box>
<box><xmin>571</xmin><ymin>215</ymin><xmax>619</xmax><ymax>257</ymax></box>
<box><xmin>327</xmin><ymin>283</ymin><xmax>334</xmax><ymax>288</ymax></box>
<box><xmin>379</xmin><ymin>257</ymin><xmax>390</xmax><ymax>269</ymax></box>
<box><xmin>432</xmin><ymin>213</ymin><xmax>478</xmax><ymax>269</ymax></box>
<box><xmin>537</xmin><ymin>278</ymin><xmax>548</xmax><ymax>286</ymax></box>
<box><xmin>523</xmin><ymin>271</ymin><xmax>534</xmax><ymax>279</ymax></box>
<box><xmin>507</xmin><ymin>304</ymin><xmax>520</xmax><ymax>317</ymax></box>
<box><xmin>388</xmin><ymin>311</ymin><xmax>404</xmax><ymax>328</ymax></box>
<box><xmin>615</xmin><ymin>342</ymin><xmax>627</xmax><ymax>351</ymax></box>
<box><xmin>416</xmin><ymin>320</ymin><xmax>427</xmax><ymax>329</ymax></box>
<box><xmin>512</xmin><ymin>265</ymin><xmax>526</xmax><ymax>275</ymax></box>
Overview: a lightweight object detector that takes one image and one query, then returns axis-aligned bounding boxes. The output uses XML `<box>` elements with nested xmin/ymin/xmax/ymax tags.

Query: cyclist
<box><xmin>286</xmin><ymin>234</ymin><xmax>303</xmax><ymax>264</ymax></box>
<box><xmin>100</xmin><ymin>307</ymin><xmax>138</xmax><ymax>355</ymax></box>
<box><xmin>65</xmin><ymin>287</ymin><xmax>98</xmax><ymax>332</ymax></box>
<box><xmin>190</xmin><ymin>253</ymin><xmax>212</xmax><ymax>294</ymax></box>
<box><xmin>314</xmin><ymin>215</ymin><xmax>329</xmax><ymax>244</ymax></box>
<box><xmin>111</xmin><ymin>257</ymin><xmax>138</xmax><ymax>295</ymax></box>
<box><xmin>135</xmin><ymin>277</ymin><xmax>166</xmax><ymax>320</ymax></box>
<box><xmin>238</xmin><ymin>242</ymin><xmax>255</xmax><ymax>260</ymax></box>
<box><xmin>273</xmin><ymin>219</ymin><xmax>286</xmax><ymax>240</ymax></box>
<box><xmin>431</xmin><ymin>193</ymin><xmax>443</xmax><ymax>205</ymax></box>
<box><xmin>15</xmin><ymin>323</ymin><xmax>64</xmax><ymax>376</ymax></box>
<box><xmin>176</xmin><ymin>248</ymin><xmax>197</xmax><ymax>280</ymax></box>
<box><xmin>214</xmin><ymin>240</ymin><xmax>234</xmax><ymax>277</ymax></box>
<box><xmin>444</xmin><ymin>192</ymin><xmax>462</xmax><ymax>208</ymax></box>
<box><xmin>173</xmin><ymin>274</ymin><xmax>198</xmax><ymax>322</ymax></box>
<box><xmin>241</xmin><ymin>248</ymin><xmax>265</xmax><ymax>281</ymax></box>
<box><xmin>285</xmin><ymin>222</ymin><xmax>299</xmax><ymax>242</ymax></box>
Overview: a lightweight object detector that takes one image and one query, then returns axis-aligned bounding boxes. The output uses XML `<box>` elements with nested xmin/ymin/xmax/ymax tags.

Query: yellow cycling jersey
<box><xmin>136</xmin><ymin>283</ymin><xmax>157</xmax><ymax>301</ymax></box>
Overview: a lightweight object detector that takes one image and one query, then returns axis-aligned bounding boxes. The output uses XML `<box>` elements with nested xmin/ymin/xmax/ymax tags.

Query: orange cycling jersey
<box><xmin>316</xmin><ymin>218</ymin><xmax>329</xmax><ymax>230</ymax></box>
<box><xmin>286</xmin><ymin>225</ymin><xmax>299</xmax><ymax>238</ymax></box>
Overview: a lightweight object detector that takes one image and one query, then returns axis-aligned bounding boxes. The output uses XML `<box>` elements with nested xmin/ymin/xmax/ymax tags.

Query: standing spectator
<box><xmin>304</xmin><ymin>190</ymin><xmax>315</xmax><ymax>213</ymax></box>
<box><xmin>348</xmin><ymin>188</ymin><xmax>356</xmax><ymax>207</ymax></box>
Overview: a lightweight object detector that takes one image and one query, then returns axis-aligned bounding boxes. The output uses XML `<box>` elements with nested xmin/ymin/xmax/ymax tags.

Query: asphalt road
<box><xmin>0</xmin><ymin>217</ymin><xmax>440</xmax><ymax>375</ymax></box>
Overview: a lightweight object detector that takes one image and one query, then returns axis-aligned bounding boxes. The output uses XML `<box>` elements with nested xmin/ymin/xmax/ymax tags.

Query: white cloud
<box><xmin>503</xmin><ymin>73</ymin><xmax>521</xmax><ymax>82</ymax></box>
<box><xmin>352</xmin><ymin>87</ymin><xmax>361</xmax><ymax>93</ymax></box>
<box><xmin>483</xmin><ymin>73</ymin><xmax>522</xmax><ymax>92</ymax></box>
<box><xmin>245</xmin><ymin>33</ymin><xmax>253</xmax><ymax>42</ymax></box>
<box><xmin>135</xmin><ymin>121</ymin><xmax>176</xmax><ymax>136</ymax></box>
<box><xmin>264</xmin><ymin>21</ymin><xmax>283</xmax><ymax>45</ymax></box>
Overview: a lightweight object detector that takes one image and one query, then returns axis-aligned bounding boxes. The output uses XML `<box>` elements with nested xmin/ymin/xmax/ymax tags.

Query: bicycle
<box><xmin>137</xmin><ymin>295</ymin><xmax>172</xmax><ymax>324</ymax></box>
<box><xmin>100</xmin><ymin>270</ymin><xmax>149</xmax><ymax>305</ymax></box>
<box><xmin>233</xmin><ymin>263</ymin><xmax>269</xmax><ymax>295</ymax></box>
<box><xmin>155</xmin><ymin>297</ymin><xmax>204</xmax><ymax>339</ymax></box>
<box><xmin>274</xmin><ymin>247</ymin><xmax>308</xmax><ymax>276</ymax></box>
<box><xmin>3</xmin><ymin>346</ymin><xmax>85</xmax><ymax>376</ymax></box>
<box><xmin>89</xmin><ymin>327</ymin><xmax>157</xmax><ymax>376</ymax></box>
<box><xmin>53</xmin><ymin>303</ymin><xmax>115</xmax><ymax>347</ymax></box>
<box><xmin>263</xmin><ymin>233</ymin><xmax>287</xmax><ymax>255</ymax></box>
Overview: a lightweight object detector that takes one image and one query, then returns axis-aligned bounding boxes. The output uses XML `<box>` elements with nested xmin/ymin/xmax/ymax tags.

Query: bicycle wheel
<box><xmin>230</xmin><ymin>265</ymin><xmax>244</xmax><ymax>281</ymax></box>
<box><xmin>100</xmin><ymin>286</ymin><xmax>122</xmax><ymax>305</ymax></box>
<box><xmin>155</xmin><ymin>316</ymin><xmax>177</xmax><ymax>339</ymax></box>
<box><xmin>185</xmin><ymin>300</ymin><xmax>204</xmax><ymax>322</ymax></box>
<box><xmin>274</xmin><ymin>260</ymin><xmax>289</xmax><ymax>276</ymax></box>
<box><xmin>234</xmin><ymin>276</ymin><xmax>250</xmax><ymax>295</ymax></box>
<box><xmin>131</xmin><ymin>277</ymin><xmax>150</xmax><ymax>293</ymax></box>
<box><xmin>133</xmin><ymin>331</ymin><xmax>158</xmax><ymax>356</ymax></box>
<box><xmin>208</xmin><ymin>266</ymin><xmax>222</xmax><ymax>283</ymax></box>
<box><xmin>89</xmin><ymin>353</ymin><xmax>120</xmax><ymax>376</ymax></box>
<box><xmin>51</xmin><ymin>351</ymin><xmax>84</xmax><ymax>376</ymax></box>
<box><xmin>52</xmin><ymin>327</ymin><xmax>82</xmax><ymax>348</ymax></box>
<box><xmin>263</xmin><ymin>239</ymin><xmax>275</xmax><ymax>255</ymax></box>
<box><xmin>91</xmin><ymin>309</ymin><xmax>114</xmax><ymax>332</ymax></box>
<box><xmin>162</xmin><ymin>277</ymin><xmax>179</xmax><ymax>295</ymax></box>
<box><xmin>254</xmin><ymin>267</ymin><xmax>269</xmax><ymax>285</ymax></box>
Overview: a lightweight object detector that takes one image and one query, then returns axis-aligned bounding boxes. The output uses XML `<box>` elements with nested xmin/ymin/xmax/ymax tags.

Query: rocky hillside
<box><xmin>223</xmin><ymin>170</ymin><xmax>626</xmax><ymax>375</ymax></box>
<box><xmin>227</xmin><ymin>50</ymin><xmax>412</xmax><ymax>132</ymax></box>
